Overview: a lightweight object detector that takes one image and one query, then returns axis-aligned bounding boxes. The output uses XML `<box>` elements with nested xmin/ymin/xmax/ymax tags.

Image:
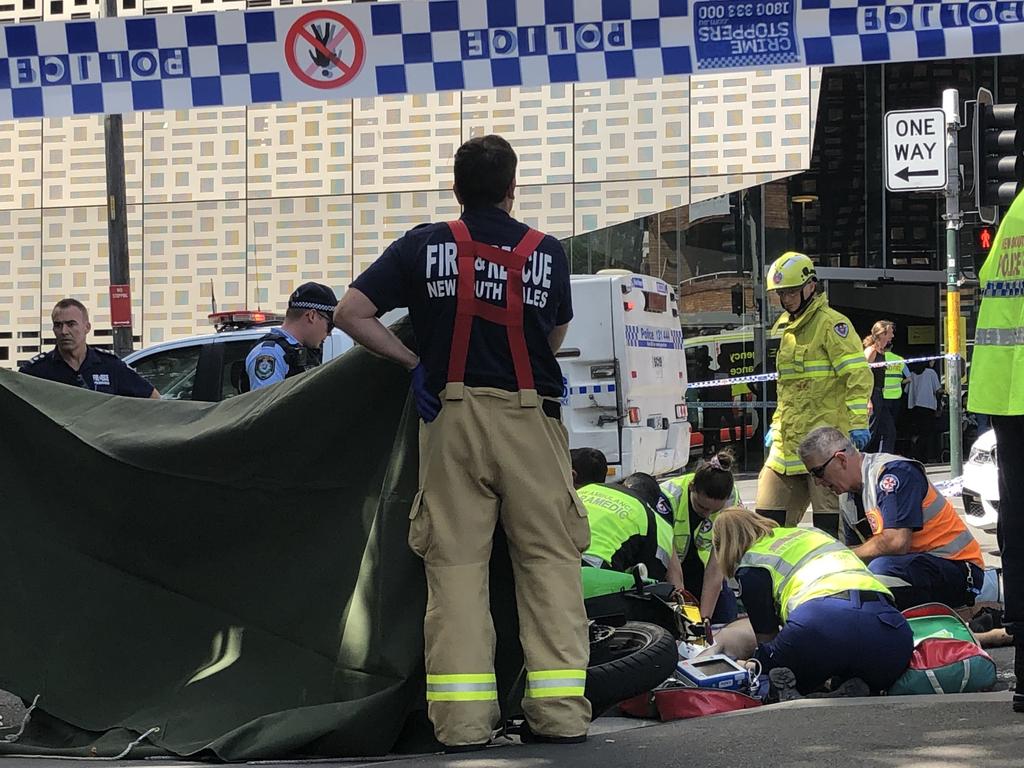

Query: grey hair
<box><xmin>799</xmin><ymin>426</ymin><xmax>854</xmax><ymax>463</ymax></box>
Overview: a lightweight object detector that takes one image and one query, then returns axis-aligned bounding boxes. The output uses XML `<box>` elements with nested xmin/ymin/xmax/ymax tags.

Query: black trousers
<box><xmin>994</xmin><ymin>416</ymin><xmax>1024</xmax><ymax>634</ymax></box>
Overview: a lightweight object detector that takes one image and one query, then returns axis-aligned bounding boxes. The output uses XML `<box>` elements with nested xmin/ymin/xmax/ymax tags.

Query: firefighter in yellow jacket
<box><xmin>757</xmin><ymin>252</ymin><xmax>873</xmax><ymax>536</ymax></box>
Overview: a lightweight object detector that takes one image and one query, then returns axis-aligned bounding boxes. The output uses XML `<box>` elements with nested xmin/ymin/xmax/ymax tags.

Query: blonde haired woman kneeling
<box><xmin>713</xmin><ymin>507</ymin><xmax>913</xmax><ymax>697</ymax></box>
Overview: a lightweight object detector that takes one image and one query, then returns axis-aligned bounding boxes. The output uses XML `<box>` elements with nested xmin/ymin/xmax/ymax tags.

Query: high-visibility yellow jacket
<box><xmin>968</xmin><ymin>191</ymin><xmax>1024</xmax><ymax>417</ymax></box>
<box><xmin>767</xmin><ymin>293</ymin><xmax>873</xmax><ymax>475</ymax></box>
<box><xmin>578</xmin><ymin>483</ymin><xmax>673</xmax><ymax>580</ymax></box>
<box><xmin>660</xmin><ymin>473</ymin><xmax>740</xmax><ymax>565</ymax></box>
<box><xmin>883</xmin><ymin>353</ymin><xmax>908</xmax><ymax>400</ymax></box>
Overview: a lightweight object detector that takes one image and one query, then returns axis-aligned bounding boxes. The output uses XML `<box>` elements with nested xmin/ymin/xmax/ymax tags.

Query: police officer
<box><xmin>713</xmin><ymin>506</ymin><xmax>913</xmax><ymax>698</ymax></box>
<box><xmin>658</xmin><ymin>451</ymin><xmax>741</xmax><ymax>623</ymax></box>
<box><xmin>20</xmin><ymin>298</ymin><xmax>158</xmax><ymax>398</ymax></box>
<box><xmin>244</xmin><ymin>282</ymin><xmax>338</xmax><ymax>390</ymax></box>
<box><xmin>799</xmin><ymin>426</ymin><xmax>984</xmax><ymax>610</ymax></box>
<box><xmin>967</xmin><ymin>189</ymin><xmax>1024</xmax><ymax>713</ymax></box>
<box><xmin>334</xmin><ymin>135</ymin><xmax>590</xmax><ymax>751</ymax></box>
<box><xmin>758</xmin><ymin>252</ymin><xmax>873</xmax><ymax>536</ymax></box>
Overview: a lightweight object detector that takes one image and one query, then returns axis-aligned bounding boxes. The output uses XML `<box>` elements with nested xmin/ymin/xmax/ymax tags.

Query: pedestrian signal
<box><xmin>975</xmin><ymin>225</ymin><xmax>996</xmax><ymax>254</ymax></box>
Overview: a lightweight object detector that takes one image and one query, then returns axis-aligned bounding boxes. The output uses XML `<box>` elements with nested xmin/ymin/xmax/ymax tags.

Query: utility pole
<box><xmin>103</xmin><ymin>0</ymin><xmax>133</xmax><ymax>357</ymax></box>
<box><xmin>942</xmin><ymin>88</ymin><xmax>963</xmax><ymax>475</ymax></box>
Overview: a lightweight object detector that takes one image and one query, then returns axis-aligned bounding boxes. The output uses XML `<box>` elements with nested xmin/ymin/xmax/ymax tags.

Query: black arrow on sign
<box><xmin>895</xmin><ymin>167</ymin><xmax>940</xmax><ymax>182</ymax></box>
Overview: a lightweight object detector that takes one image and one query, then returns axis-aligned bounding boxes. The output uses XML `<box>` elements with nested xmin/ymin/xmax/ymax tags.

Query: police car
<box><xmin>123</xmin><ymin>310</ymin><xmax>353</xmax><ymax>401</ymax></box>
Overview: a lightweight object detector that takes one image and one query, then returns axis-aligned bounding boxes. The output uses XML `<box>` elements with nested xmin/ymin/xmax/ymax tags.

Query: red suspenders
<box><xmin>445</xmin><ymin>219</ymin><xmax>546</xmax><ymax>392</ymax></box>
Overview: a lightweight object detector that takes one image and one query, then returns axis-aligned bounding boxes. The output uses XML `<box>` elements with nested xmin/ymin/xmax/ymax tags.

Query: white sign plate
<box><xmin>885</xmin><ymin>108</ymin><xmax>947</xmax><ymax>192</ymax></box>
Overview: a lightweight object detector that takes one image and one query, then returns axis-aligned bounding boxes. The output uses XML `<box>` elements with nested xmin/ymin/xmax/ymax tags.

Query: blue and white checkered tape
<box><xmin>0</xmin><ymin>0</ymin><xmax>1023</xmax><ymax>121</ymax></box>
<box><xmin>568</xmin><ymin>383</ymin><xmax>617</xmax><ymax>395</ymax></box>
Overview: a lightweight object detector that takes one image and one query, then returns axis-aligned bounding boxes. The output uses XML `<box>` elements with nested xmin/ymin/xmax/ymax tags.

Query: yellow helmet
<box><xmin>766</xmin><ymin>251</ymin><xmax>816</xmax><ymax>291</ymax></box>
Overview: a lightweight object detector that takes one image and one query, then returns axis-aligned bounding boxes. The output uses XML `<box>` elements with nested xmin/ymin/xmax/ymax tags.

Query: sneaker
<box><xmin>768</xmin><ymin>667</ymin><xmax>802</xmax><ymax>703</ymax></box>
<box><xmin>519</xmin><ymin>723</ymin><xmax>587</xmax><ymax>745</ymax></box>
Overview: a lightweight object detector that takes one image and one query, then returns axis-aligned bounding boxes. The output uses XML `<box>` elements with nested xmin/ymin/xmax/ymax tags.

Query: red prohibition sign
<box><xmin>285</xmin><ymin>10</ymin><xmax>366</xmax><ymax>90</ymax></box>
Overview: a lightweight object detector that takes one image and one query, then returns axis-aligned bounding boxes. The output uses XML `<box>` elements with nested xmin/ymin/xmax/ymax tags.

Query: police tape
<box><xmin>685</xmin><ymin>353</ymin><xmax>957</xmax><ymax>391</ymax></box>
<box><xmin>691</xmin><ymin>401</ymin><xmax>778</xmax><ymax>408</ymax></box>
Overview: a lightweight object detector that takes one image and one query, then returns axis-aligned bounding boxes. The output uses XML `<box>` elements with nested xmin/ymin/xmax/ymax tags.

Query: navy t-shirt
<box><xmin>20</xmin><ymin>346</ymin><xmax>155</xmax><ymax>398</ymax></box>
<box><xmin>350</xmin><ymin>206</ymin><xmax>572</xmax><ymax>398</ymax></box>
<box><xmin>736</xmin><ymin>567</ymin><xmax>780</xmax><ymax>635</ymax></box>
<box><xmin>844</xmin><ymin>461</ymin><xmax>927</xmax><ymax>546</ymax></box>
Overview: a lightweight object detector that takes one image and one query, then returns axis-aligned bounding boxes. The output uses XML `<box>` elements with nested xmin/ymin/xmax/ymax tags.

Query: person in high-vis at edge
<box><xmin>799</xmin><ymin>426</ymin><xmax>984</xmax><ymax>611</ymax></box>
<box><xmin>571</xmin><ymin>450</ymin><xmax>681</xmax><ymax>589</ymax></box>
<box><xmin>862</xmin><ymin>320</ymin><xmax>898</xmax><ymax>453</ymax></box>
<box><xmin>881</xmin><ymin>345</ymin><xmax>909</xmax><ymax>446</ymax></box>
<box><xmin>757</xmin><ymin>252</ymin><xmax>873</xmax><ymax>537</ymax></box>
<box><xmin>659</xmin><ymin>451</ymin><xmax>741</xmax><ymax>623</ymax></box>
<box><xmin>712</xmin><ymin>507</ymin><xmax>914</xmax><ymax>700</ymax></box>
<box><xmin>335</xmin><ymin>135</ymin><xmax>591</xmax><ymax>751</ymax></box>
<box><xmin>967</xmin><ymin>189</ymin><xmax>1024</xmax><ymax>714</ymax></box>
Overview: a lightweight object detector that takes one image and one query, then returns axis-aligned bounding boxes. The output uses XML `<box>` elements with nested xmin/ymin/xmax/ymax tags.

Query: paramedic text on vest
<box><xmin>756</xmin><ymin>252</ymin><xmax>873</xmax><ymax>537</ymax></box>
<box><xmin>799</xmin><ymin>426</ymin><xmax>984</xmax><ymax>611</ymax></box>
<box><xmin>966</xmin><ymin>188</ymin><xmax>1024</xmax><ymax>715</ymax></box>
<box><xmin>334</xmin><ymin>135</ymin><xmax>591</xmax><ymax>751</ymax></box>
<box><xmin>20</xmin><ymin>298</ymin><xmax>158</xmax><ymax>398</ymax></box>
<box><xmin>244</xmin><ymin>282</ymin><xmax>338</xmax><ymax>391</ymax></box>
<box><xmin>713</xmin><ymin>508</ymin><xmax>913</xmax><ymax>696</ymax></box>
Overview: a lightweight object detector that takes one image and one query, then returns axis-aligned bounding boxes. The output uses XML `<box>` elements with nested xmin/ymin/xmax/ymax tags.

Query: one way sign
<box><xmin>885</xmin><ymin>108</ymin><xmax>947</xmax><ymax>192</ymax></box>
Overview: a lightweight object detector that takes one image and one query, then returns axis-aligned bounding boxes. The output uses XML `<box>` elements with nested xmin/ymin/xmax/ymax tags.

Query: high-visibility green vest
<box><xmin>738</xmin><ymin>527</ymin><xmax>890</xmax><ymax>623</ymax></box>
<box><xmin>577</xmin><ymin>484</ymin><xmax>671</xmax><ymax>574</ymax></box>
<box><xmin>968</xmin><ymin>191</ymin><xmax>1024</xmax><ymax>417</ymax></box>
<box><xmin>661</xmin><ymin>473</ymin><xmax>741</xmax><ymax>565</ymax></box>
<box><xmin>882</xmin><ymin>353</ymin><xmax>907</xmax><ymax>400</ymax></box>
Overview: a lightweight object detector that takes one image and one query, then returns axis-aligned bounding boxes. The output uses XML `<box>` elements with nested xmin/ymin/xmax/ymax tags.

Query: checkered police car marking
<box><xmin>0</xmin><ymin>1</ymin><xmax>1021</xmax><ymax>121</ymax></box>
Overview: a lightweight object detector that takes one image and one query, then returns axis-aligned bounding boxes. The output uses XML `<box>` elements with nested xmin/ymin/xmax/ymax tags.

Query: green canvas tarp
<box><xmin>0</xmin><ymin>330</ymin><xmax>524</xmax><ymax>760</ymax></box>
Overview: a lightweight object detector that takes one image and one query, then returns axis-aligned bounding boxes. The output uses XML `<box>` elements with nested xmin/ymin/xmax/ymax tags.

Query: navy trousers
<box><xmin>868</xmin><ymin>552</ymin><xmax>983</xmax><ymax>610</ymax></box>
<box><xmin>754</xmin><ymin>592</ymin><xmax>914</xmax><ymax>694</ymax></box>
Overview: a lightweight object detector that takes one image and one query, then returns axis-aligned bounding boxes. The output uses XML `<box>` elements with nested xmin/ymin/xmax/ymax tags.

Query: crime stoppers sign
<box><xmin>285</xmin><ymin>10</ymin><xmax>365</xmax><ymax>89</ymax></box>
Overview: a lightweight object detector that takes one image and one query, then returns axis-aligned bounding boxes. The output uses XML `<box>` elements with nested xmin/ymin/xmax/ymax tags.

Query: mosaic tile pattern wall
<box><xmin>0</xmin><ymin>0</ymin><xmax>822</xmax><ymax>369</ymax></box>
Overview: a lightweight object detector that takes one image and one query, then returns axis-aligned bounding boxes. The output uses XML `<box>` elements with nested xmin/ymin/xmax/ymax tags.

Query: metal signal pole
<box><xmin>942</xmin><ymin>89</ymin><xmax>963</xmax><ymax>476</ymax></box>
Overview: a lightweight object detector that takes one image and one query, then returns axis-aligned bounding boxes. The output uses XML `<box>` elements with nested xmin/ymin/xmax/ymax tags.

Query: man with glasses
<box><xmin>798</xmin><ymin>426</ymin><xmax>983</xmax><ymax>610</ymax></box>
<box><xmin>20</xmin><ymin>298</ymin><xmax>158</xmax><ymax>398</ymax></box>
<box><xmin>244</xmin><ymin>282</ymin><xmax>338</xmax><ymax>391</ymax></box>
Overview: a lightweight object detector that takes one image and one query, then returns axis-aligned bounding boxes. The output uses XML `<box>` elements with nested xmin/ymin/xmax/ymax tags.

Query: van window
<box><xmin>642</xmin><ymin>290</ymin><xmax>667</xmax><ymax>313</ymax></box>
<box><xmin>131</xmin><ymin>346</ymin><xmax>202</xmax><ymax>400</ymax></box>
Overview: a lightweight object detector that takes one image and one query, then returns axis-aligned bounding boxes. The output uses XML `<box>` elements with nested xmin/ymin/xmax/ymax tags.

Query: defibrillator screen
<box><xmin>691</xmin><ymin>659</ymin><xmax>738</xmax><ymax>676</ymax></box>
<box><xmin>642</xmin><ymin>290</ymin><xmax>667</xmax><ymax>313</ymax></box>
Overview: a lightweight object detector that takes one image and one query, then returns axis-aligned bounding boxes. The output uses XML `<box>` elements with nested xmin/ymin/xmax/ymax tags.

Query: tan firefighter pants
<box><xmin>755</xmin><ymin>464</ymin><xmax>840</xmax><ymax>529</ymax></box>
<box><xmin>408</xmin><ymin>384</ymin><xmax>592</xmax><ymax>747</ymax></box>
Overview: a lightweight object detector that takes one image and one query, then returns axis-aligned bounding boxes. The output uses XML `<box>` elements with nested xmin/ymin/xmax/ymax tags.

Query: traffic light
<box><xmin>974</xmin><ymin>87</ymin><xmax>1024</xmax><ymax>223</ymax></box>
<box><xmin>975</xmin><ymin>224</ymin><xmax>996</xmax><ymax>254</ymax></box>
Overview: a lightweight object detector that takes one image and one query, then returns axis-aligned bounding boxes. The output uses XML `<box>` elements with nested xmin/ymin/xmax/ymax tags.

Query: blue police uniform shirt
<box><xmin>350</xmin><ymin>206</ymin><xmax>572</xmax><ymax>398</ymax></box>
<box><xmin>245</xmin><ymin>328</ymin><xmax>299</xmax><ymax>390</ymax></box>
<box><xmin>19</xmin><ymin>346</ymin><xmax>155</xmax><ymax>397</ymax></box>
<box><xmin>844</xmin><ymin>461</ymin><xmax>927</xmax><ymax>546</ymax></box>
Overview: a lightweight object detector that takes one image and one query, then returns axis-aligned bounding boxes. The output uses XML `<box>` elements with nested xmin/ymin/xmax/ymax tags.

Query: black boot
<box><xmin>519</xmin><ymin>722</ymin><xmax>587</xmax><ymax>745</ymax></box>
<box><xmin>768</xmin><ymin>667</ymin><xmax>802</xmax><ymax>703</ymax></box>
<box><xmin>1014</xmin><ymin>636</ymin><xmax>1024</xmax><ymax>713</ymax></box>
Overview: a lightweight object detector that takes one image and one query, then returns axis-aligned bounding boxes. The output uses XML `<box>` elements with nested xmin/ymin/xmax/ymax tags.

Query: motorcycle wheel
<box><xmin>586</xmin><ymin>621</ymin><xmax>678</xmax><ymax>717</ymax></box>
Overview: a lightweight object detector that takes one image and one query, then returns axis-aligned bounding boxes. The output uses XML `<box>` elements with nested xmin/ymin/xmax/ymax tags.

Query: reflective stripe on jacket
<box><xmin>840</xmin><ymin>453</ymin><xmax>984</xmax><ymax>567</ymax></box>
<box><xmin>967</xmin><ymin>193</ymin><xmax>1024</xmax><ymax>416</ymax></box>
<box><xmin>766</xmin><ymin>293</ymin><xmax>873</xmax><ymax>475</ymax></box>
<box><xmin>739</xmin><ymin>527</ymin><xmax>890</xmax><ymax>623</ymax></box>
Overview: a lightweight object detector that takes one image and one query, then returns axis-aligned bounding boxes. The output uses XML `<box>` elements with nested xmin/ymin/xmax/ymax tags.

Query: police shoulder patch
<box><xmin>254</xmin><ymin>354</ymin><xmax>277</xmax><ymax>381</ymax></box>
<box><xmin>833</xmin><ymin>322</ymin><xmax>849</xmax><ymax>338</ymax></box>
<box><xmin>879</xmin><ymin>473</ymin><xmax>900</xmax><ymax>494</ymax></box>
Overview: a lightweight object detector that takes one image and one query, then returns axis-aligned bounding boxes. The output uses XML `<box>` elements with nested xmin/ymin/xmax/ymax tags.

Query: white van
<box><xmin>559</xmin><ymin>271</ymin><xmax>690</xmax><ymax>481</ymax></box>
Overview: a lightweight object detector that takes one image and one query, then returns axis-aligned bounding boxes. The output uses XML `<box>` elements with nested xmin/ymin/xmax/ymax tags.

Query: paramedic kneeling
<box><xmin>713</xmin><ymin>507</ymin><xmax>913</xmax><ymax>695</ymax></box>
<box><xmin>799</xmin><ymin>426</ymin><xmax>984</xmax><ymax>610</ymax></box>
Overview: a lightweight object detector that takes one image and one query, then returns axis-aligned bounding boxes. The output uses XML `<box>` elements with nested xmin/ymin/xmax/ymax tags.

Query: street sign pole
<box><xmin>103</xmin><ymin>0</ymin><xmax>133</xmax><ymax>358</ymax></box>
<box><xmin>942</xmin><ymin>89</ymin><xmax>963</xmax><ymax>476</ymax></box>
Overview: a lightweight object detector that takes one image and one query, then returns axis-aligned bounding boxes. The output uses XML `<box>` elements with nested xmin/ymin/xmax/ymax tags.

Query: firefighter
<box><xmin>799</xmin><ymin>426</ymin><xmax>984</xmax><ymax>610</ymax></box>
<box><xmin>244</xmin><ymin>282</ymin><xmax>338</xmax><ymax>390</ymax></box>
<box><xmin>757</xmin><ymin>252</ymin><xmax>873</xmax><ymax>536</ymax></box>
<box><xmin>659</xmin><ymin>451</ymin><xmax>741</xmax><ymax>622</ymax></box>
<box><xmin>966</xmin><ymin>189</ymin><xmax>1024</xmax><ymax>714</ymax></box>
<box><xmin>334</xmin><ymin>135</ymin><xmax>590</xmax><ymax>750</ymax></box>
<box><xmin>712</xmin><ymin>507</ymin><xmax>913</xmax><ymax>698</ymax></box>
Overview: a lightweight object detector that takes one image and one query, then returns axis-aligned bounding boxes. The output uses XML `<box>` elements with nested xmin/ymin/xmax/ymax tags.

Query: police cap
<box><xmin>288</xmin><ymin>282</ymin><xmax>338</xmax><ymax>313</ymax></box>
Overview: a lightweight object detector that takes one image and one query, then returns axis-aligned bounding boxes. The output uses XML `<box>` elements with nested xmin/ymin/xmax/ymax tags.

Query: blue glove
<box><xmin>764</xmin><ymin>429</ymin><xmax>775</xmax><ymax>448</ymax></box>
<box><xmin>850</xmin><ymin>429</ymin><xmax>871</xmax><ymax>450</ymax></box>
<box><xmin>410</xmin><ymin>363</ymin><xmax>441</xmax><ymax>423</ymax></box>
